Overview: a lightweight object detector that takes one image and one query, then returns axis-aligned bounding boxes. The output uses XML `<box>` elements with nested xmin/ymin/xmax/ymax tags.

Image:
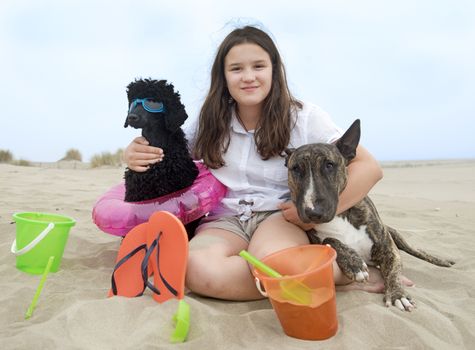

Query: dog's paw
<box><xmin>354</xmin><ymin>262</ymin><xmax>370</xmax><ymax>282</ymax></box>
<box><xmin>338</xmin><ymin>254</ymin><xmax>369</xmax><ymax>282</ymax></box>
<box><xmin>384</xmin><ymin>287</ymin><xmax>416</xmax><ymax>312</ymax></box>
<box><xmin>322</xmin><ymin>238</ymin><xmax>369</xmax><ymax>282</ymax></box>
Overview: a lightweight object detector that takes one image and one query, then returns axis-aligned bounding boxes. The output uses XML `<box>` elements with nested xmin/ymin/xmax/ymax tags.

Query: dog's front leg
<box><xmin>322</xmin><ymin>237</ymin><xmax>369</xmax><ymax>283</ymax></box>
<box><xmin>305</xmin><ymin>228</ymin><xmax>322</xmax><ymax>244</ymax></box>
<box><xmin>376</xmin><ymin>244</ymin><xmax>416</xmax><ymax>312</ymax></box>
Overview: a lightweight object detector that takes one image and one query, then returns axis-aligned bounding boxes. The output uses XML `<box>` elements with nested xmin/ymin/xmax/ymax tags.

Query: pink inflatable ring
<box><xmin>92</xmin><ymin>162</ymin><xmax>226</xmax><ymax>236</ymax></box>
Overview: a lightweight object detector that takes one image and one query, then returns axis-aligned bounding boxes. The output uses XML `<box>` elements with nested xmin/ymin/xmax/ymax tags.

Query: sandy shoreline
<box><xmin>1</xmin><ymin>160</ymin><xmax>474</xmax><ymax>349</ymax></box>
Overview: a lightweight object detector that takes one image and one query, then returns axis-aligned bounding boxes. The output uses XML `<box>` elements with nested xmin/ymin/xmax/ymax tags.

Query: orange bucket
<box><xmin>253</xmin><ymin>245</ymin><xmax>338</xmax><ymax>340</ymax></box>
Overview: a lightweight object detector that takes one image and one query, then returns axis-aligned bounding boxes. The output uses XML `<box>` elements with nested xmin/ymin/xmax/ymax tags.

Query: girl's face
<box><xmin>224</xmin><ymin>43</ymin><xmax>272</xmax><ymax>114</ymax></box>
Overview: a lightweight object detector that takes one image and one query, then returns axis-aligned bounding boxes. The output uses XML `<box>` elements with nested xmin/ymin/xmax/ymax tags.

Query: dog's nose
<box><xmin>305</xmin><ymin>206</ymin><xmax>324</xmax><ymax>221</ymax></box>
<box><xmin>125</xmin><ymin>113</ymin><xmax>143</xmax><ymax>128</ymax></box>
<box><xmin>127</xmin><ymin>113</ymin><xmax>140</xmax><ymax>123</ymax></box>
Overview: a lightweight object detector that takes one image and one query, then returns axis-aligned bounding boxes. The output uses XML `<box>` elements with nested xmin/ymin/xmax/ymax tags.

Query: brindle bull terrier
<box><xmin>284</xmin><ymin>119</ymin><xmax>454</xmax><ymax>312</ymax></box>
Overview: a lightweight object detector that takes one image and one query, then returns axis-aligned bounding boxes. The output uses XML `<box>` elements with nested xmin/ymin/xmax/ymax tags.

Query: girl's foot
<box><xmin>336</xmin><ymin>266</ymin><xmax>414</xmax><ymax>293</ymax></box>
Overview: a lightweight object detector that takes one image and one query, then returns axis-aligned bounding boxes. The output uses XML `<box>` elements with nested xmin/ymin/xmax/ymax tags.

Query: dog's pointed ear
<box><xmin>124</xmin><ymin>115</ymin><xmax>129</xmax><ymax>128</ymax></box>
<box><xmin>335</xmin><ymin>119</ymin><xmax>360</xmax><ymax>162</ymax></box>
<box><xmin>165</xmin><ymin>105</ymin><xmax>188</xmax><ymax>132</ymax></box>
<box><xmin>284</xmin><ymin>148</ymin><xmax>295</xmax><ymax>167</ymax></box>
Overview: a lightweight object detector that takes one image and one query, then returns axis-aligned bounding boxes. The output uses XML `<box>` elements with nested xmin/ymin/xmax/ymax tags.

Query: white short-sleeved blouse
<box><xmin>187</xmin><ymin>102</ymin><xmax>342</xmax><ymax>218</ymax></box>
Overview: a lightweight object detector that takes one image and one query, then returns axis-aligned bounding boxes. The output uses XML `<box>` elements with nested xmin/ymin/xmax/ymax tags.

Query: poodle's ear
<box><xmin>165</xmin><ymin>105</ymin><xmax>188</xmax><ymax>132</ymax></box>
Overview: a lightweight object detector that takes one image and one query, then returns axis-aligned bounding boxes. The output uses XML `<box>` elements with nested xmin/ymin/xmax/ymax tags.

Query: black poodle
<box><xmin>123</xmin><ymin>78</ymin><xmax>199</xmax><ymax>202</ymax></box>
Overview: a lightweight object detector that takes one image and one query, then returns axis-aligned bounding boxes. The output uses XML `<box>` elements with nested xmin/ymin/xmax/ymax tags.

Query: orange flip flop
<box><xmin>145</xmin><ymin>211</ymin><xmax>188</xmax><ymax>303</ymax></box>
<box><xmin>108</xmin><ymin>222</ymin><xmax>152</xmax><ymax>297</ymax></box>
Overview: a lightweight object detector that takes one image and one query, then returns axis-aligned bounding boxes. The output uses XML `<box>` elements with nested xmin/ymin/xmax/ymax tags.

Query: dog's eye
<box><xmin>325</xmin><ymin>161</ymin><xmax>335</xmax><ymax>171</ymax></box>
<box><xmin>290</xmin><ymin>165</ymin><xmax>304</xmax><ymax>176</ymax></box>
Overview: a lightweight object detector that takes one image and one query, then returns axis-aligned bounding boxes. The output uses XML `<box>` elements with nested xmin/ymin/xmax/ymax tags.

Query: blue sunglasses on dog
<box><xmin>129</xmin><ymin>98</ymin><xmax>165</xmax><ymax>113</ymax></box>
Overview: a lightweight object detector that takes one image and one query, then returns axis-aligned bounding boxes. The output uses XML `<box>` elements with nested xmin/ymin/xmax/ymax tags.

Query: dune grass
<box><xmin>0</xmin><ymin>149</ymin><xmax>13</xmax><ymax>163</ymax></box>
<box><xmin>90</xmin><ymin>149</ymin><xmax>124</xmax><ymax>168</ymax></box>
<box><xmin>0</xmin><ymin>149</ymin><xmax>31</xmax><ymax>166</ymax></box>
<box><xmin>1</xmin><ymin>148</ymin><xmax>126</xmax><ymax>168</ymax></box>
<box><xmin>60</xmin><ymin>148</ymin><xmax>83</xmax><ymax>162</ymax></box>
<box><xmin>12</xmin><ymin>159</ymin><xmax>32</xmax><ymax>166</ymax></box>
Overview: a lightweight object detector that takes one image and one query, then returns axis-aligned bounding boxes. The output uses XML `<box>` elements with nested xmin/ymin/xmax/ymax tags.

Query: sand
<box><xmin>1</xmin><ymin>160</ymin><xmax>474</xmax><ymax>349</ymax></box>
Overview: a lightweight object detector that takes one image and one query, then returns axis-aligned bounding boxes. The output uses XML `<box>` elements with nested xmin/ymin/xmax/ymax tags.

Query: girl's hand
<box><xmin>278</xmin><ymin>201</ymin><xmax>315</xmax><ymax>231</ymax></box>
<box><xmin>124</xmin><ymin>136</ymin><xmax>164</xmax><ymax>172</ymax></box>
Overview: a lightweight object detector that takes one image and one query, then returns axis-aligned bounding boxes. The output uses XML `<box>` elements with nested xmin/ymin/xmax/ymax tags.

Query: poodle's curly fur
<box><xmin>123</xmin><ymin>78</ymin><xmax>198</xmax><ymax>202</ymax></box>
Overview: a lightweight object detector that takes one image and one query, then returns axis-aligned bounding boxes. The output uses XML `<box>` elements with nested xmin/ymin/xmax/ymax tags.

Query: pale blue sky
<box><xmin>1</xmin><ymin>0</ymin><xmax>474</xmax><ymax>162</ymax></box>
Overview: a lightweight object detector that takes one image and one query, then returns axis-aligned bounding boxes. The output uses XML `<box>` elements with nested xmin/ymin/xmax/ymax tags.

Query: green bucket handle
<box><xmin>11</xmin><ymin>222</ymin><xmax>55</xmax><ymax>256</ymax></box>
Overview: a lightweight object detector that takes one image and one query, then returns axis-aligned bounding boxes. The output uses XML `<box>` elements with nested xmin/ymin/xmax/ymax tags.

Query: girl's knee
<box><xmin>248</xmin><ymin>215</ymin><xmax>309</xmax><ymax>259</ymax></box>
<box><xmin>186</xmin><ymin>248</ymin><xmax>232</xmax><ymax>295</ymax></box>
<box><xmin>186</xmin><ymin>248</ymin><xmax>259</xmax><ymax>299</ymax></box>
<box><xmin>186</xmin><ymin>249</ymin><xmax>214</xmax><ymax>292</ymax></box>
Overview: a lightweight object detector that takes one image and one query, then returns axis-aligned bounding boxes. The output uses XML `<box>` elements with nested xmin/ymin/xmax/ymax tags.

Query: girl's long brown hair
<box><xmin>193</xmin><ymin>26</ymin><xmax>302</xmax><ymax>169</ymax></box>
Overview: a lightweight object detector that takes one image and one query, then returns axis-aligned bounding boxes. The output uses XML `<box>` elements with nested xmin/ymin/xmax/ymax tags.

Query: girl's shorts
<box><xmin>195</xmin><ymin>210</ymin><xmax>279</xmax><ymax>242</ymax></box>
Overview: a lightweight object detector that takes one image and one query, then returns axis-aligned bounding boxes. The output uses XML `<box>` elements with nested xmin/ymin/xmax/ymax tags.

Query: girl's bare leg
<box><xmin>186</xmin><ymin>212</ymin><xmax>309</xmax><ymax>300</ymax></box>
<box><xmin>186</xmin><ymin>228</ymin><xmax>263</xmax><ymax>300</ymax></box>
<box><xmin>186</xmin><ymin>212</ymin><xmax>413</xmax><ymax>300</ymax></box>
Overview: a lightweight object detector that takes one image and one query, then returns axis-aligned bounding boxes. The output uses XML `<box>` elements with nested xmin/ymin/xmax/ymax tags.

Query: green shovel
<box><xmin>239</xmin><ymin>250</ymin><xmax>313</xmax><ymax>305</ymax></box>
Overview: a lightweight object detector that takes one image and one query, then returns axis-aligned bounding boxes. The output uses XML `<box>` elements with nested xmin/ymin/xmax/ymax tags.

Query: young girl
<box><xmin>125</xmin><ymin>26</ymin><xmax>396</xmax><ymax>300</ymax></box>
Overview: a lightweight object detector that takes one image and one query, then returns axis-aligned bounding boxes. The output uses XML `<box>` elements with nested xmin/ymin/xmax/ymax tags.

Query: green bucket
<box><xmin>11</xmin><ymin>212</ymin><xmax>76</xmax><ymax>274</ymax></box>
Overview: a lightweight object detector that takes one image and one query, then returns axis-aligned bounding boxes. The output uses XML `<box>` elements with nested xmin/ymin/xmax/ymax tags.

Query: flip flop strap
<box><xmin>111</xmin><ymin>243</ymin><xmax>148</xmax><ymax>296</ymax></box>
<box><xmin>141</xmin><ymin>238</ymin><xmax>161</xmax><ymax>295</ymax></box>
<box><xmin>142</xmin><ymin>232</ymin><xmax>178</xmax><ymax>297</ymax></box>
<box><xmin>111</xmin><ymin>232</ymin><xmax>179</xmax><ymax>298</ymax></box>
<box><xmin>155</xmin><ymin>233</ymin><xmax>178</xmax><ymax>297</ymax></box>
